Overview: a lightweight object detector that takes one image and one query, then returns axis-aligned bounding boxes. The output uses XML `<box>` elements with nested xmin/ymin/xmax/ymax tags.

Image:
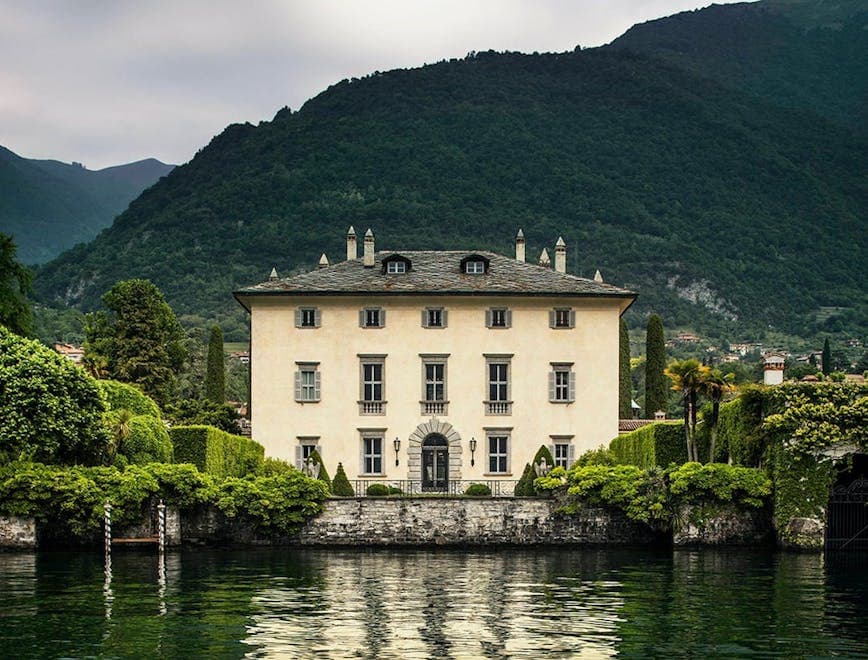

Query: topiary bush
<box><xmin>170</xmin><ymin>425</ymin><xmax>263</xmax><ymax>477</ymax></box>
<box><xmin>96</xmin><ymin>380</ymin><xmax>161</xmax><ymax>418</ymax></box>
<box><xmin>120</xmin><ymin>415</ymin><xmax>173</xmax><ymax>464</ymax></box>
<box><xmin>464</xmin><ymin>483</ymin><xmax>492</xmax><ymax>497</ymax></box>
<box><xmin>331</xmin><ymin>463</ymin><xmax>355</xmax><ymax>496</ymax></box>
<box><xmin>514</xmin><ymin>463</ymin><xmax>536</xmax><ymax>496</ymax></box>
<box><xmin>366</xmin><ymin>483</ymin><xmax>390</xmax><ymax>497</ymax></box>
<box><xmin>0</xmin><ymin>326</ymin><xmax>110</xmax><ymax>465</ymax></box>
<box><xmin>387</xmin><ymin>486</ymin><xmax>403</xmax><ymax>495</ymax></box>
<box><xmin>307</xmin><ymin>449</ymin><xmax>331</xmax><ymax>491</ymax></box>
<box><xmin>532</xmin><ymin>445</ymin><xmax>556</xmax><ymax>469</ymax></box>
<box><xmin>609</xmin><ymin>422</ymin><xmax>685</xmax><ymax>468</ymax></box>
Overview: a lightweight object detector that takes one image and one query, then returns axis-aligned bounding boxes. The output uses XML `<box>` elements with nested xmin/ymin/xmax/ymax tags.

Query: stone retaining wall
<box><xmin>0</xmin><ymin>516</ymin><xmax>36</xmax><ymax>550</ymax></box>
<box><xmin>672</xmin><ymin>504</ymin><xmax>773</xmax><ymax>546</ymax></box>
<box><xmin>295</xmin><ymin>498</ymin><xmax>660</xmax><ymax>546</ymax></box>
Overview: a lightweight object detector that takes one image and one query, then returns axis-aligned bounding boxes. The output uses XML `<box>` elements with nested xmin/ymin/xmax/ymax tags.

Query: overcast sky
<box><xmin>0</xmin><ymin>0</ymin><xmax>746</xmax><ymax>170</ymax></box>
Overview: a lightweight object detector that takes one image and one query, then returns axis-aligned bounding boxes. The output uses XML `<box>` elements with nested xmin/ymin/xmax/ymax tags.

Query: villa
<box><xmin>234</xmin><ymin>228</ymin><xmax>635</xmax><ymax>492</ymax></box>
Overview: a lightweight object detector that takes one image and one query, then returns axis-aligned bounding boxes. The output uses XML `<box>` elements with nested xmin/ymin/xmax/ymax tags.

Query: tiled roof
<box><xmin>618</xmin><ymin>419</ymin><xmax>655</xmax><ymax>433</ymax></box>
<box><xmin>234</xmin><ymin>251</ymin><xmax>635</xmax><ymax>305</ymax></box>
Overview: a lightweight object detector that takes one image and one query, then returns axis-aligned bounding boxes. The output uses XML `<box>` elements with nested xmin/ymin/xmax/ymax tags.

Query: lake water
<box><xmin>2</xmin><ymin>547</ymin><xmax>867</xmax><ymax>658</ymax></box>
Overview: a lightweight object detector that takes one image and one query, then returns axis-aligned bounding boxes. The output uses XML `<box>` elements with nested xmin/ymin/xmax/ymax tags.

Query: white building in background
<box><xmin>234</xmin><ymin>228</ymin><xmax>635</xmax><ymax>493</ymax></box>
<box><xmin>763</xmin><ymin>352</ymin><xmax>786</xmax><ymax>385</ymax></box>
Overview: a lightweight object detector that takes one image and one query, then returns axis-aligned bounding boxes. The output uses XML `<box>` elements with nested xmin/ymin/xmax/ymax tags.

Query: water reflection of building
<box><xmin>244</xmin><ymin>550</ymin><xmax>622</xmax><ymax>657</ymax></box>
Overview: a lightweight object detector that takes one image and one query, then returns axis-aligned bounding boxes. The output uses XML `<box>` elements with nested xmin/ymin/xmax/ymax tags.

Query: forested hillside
<box><xmin>33</xmin><ymin>0</ymin><xmax>867</xmax><ymax>342</ymax></box>
<box><xmin>0</xmin><ymin>147</ymin><xmax>173</xmax><ymax>263</ymax></box>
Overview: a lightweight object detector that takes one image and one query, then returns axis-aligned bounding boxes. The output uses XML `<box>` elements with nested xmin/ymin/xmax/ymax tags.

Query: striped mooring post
<box><xmin>157</xmin><ymin>499</ymin><xmax>166</xmax><ymax>553</ymax></box>
<box><xmin>104</xmin><ymin>501</ymin><xmax>112</xmax><ymax>555</ymax></box>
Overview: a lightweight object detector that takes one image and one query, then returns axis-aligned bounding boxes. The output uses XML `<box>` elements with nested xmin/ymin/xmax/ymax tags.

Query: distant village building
<box><xmin>230</xmin><ymin>351</ymin><xmax>250</xmax><ymax>364</ymax></box>
<box><xmin>763</xmin><ymin>352</ymin><xmax>786</xmax><ymax>386</ymax></box>
<box><xmin>730</xmin><ymin>342</ymin><xmax>762</xmax><ymax>356</ymax></box>
<box><xmin>234</xmin><ymin>228</ymin><xmax>635</xmax><ymax>492</ymax></box>
<box><xmin>54</xmin><ymin>343</ymin><xmax>84</xmax><ymax>364</ymax></box>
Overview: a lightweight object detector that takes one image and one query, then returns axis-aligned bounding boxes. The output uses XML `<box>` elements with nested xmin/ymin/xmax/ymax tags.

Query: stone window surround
<box><xmin>420</xmin><ymin>353</ymin><xmax>449</xmax><ymax>416</ymax></box>
<box><xmin>484</xmin><ymin>426</ymin><xmax>512</xmax><ymax>476</ymax></box>
<box><xmin>550</xmin><ymin>434</ymin><xmax>575</xmax><ymax>469</ymax></box>
<box><xmin>550</xmin><ymin>307</ymin><xmax>575</xmax><ymax>329</ymax></box>
<box><xmin>296</xmin><ymin>306</ymin><xmax>321</xmax><ymax>328</ymax></box>
<box><xmin>549</xmin><ymin>361</ymin><xmax>576</xmax><ymax>404</ymax></box>
<box><xmin>360</xmin><ymin>307</ymin><xmax>386</xmax><ymax>328</ymax></box>
<box><xmin>294</xmin><ymin>361</ymin><xmax>321</xmax><ymax>403</ymax></box>
<box><xmin>358</xmin><ymin>354</ymin><xmax>386</xmax><ymax>415</ymax></box>
<box><xmin>484</xmin><ymin>353</ymin><xmax>513</xmax><ymax>415</ymax></box>
<box><xmin>295</xmin><ymin>436</ymin><xmax>321</xmax><ymax>469</ymax></box>
<box><xmin>422</xmin><ymin>306</ymin><xmax>447</xmax><ymax>329</ymax></box>
<box><xmin>358</xmin><ymin>428</ymin><xmax>387</xmax><ymax>477</ymax></box>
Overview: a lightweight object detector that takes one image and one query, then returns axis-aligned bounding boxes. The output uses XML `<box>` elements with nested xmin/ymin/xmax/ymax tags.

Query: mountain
<box><xmin>610</xmin><ymin>0</ymin><xmax>868</xmax><ymax>133</ymax></box>
<box><xmin>0</xmin><ymin>146</ymin><xmax>174</xmax><ymax>263</ymax></box>
<box><xmin>33</xmin><ymin>0</ymin><xmax>867</xmax><ymax>343</ymax></box>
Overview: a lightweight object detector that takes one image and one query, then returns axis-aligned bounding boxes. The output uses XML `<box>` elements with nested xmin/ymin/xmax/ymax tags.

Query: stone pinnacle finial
<box><xmin>318</xmin><ymin>253</ymin><xmax>330</xmax><ymax>268</ymax></box>
<box><xmin>346</xmin><ymin>226</ymin><xmax>358</xmax><ymax>260</ymax></box>
<box><xmin>554</xmin><ymin>236</ymin><xmax>566</xmax><ymax>273</ymax></box>
<box><xmin>268</xmin><ymin>267</ymin><xmax>278</xmax><ymax>280</ymax></box>
<box><xmin>363</xmin><ymin>228</ymin><xmax>375</xmax><ymax>267</ymax></box>
<box><xmin>539</xmin><ymin>248</ymin><xmax>551</xmax><ymax>268</ymax></box>
<box><xmin>515</xmin><ymin>228</ymin><xmax>526</xmax><ymax>262</ymax></box>
<box><xmin>594</xmin><ymin>269</ymin><xmax>603</xmax><ymax>283</ymax></box>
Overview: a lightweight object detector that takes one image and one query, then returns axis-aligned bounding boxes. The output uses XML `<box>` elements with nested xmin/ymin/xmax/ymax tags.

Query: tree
<box><xmin>0</xmin><ymin>233</ymin><xmax>33</xmax><ymax>336</ymax></box>
<box><xmin>619</xmin><ymin>318</ymin><xmax>632</xmax><ymax>418</ymax></box>
<box><xmin>665</xmin><ymin>358</ymin><xmax>711</xmax><ymax>463</ymax></box>
<box><xmin>644</xmin><ymin>314</ymin><xmax>667</xmax><ymax>418</ymax></box>
<box><xmin>331</xmin><ymin>463</ymin><xmax>355</xmax><ymax>496</ymax></box>
<box><xmin>205</xmin><ymin>325</ymin><xmax>226</xmax><ymax>403</ymax></box>
<box><xmin>700</xmin><ymin>369</ymin><xmax>735</xmax><ymax>463</ymax></box>
<box><xmin>84</xmin><ymin>279</ymin><xmax>186</xmax><ymax>404</ymax></box>
<box><xmin>163</xmin><ymin>398</ymin><xmax>239</xmax><ymax>434</ymax></box>
<box><xmin>0</xmin><ymin>326</ymin><xmax>109</xmax><ymax>464</ymax></box>
<box><xmin>822</xmin><ymin>338</ymin><xmax>831</xmax><ymax>375</ymax></box>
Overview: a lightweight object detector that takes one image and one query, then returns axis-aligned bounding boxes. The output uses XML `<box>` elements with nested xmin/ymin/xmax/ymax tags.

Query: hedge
<box><xmin>609</xmin><ymin>422</ymin><xmax>686</xmax><ymax>468</ymax></box>
<box><xmin>122</xmin><ymin>415</ymin><xmax>173</xmax><ymax>464</ymax></box>
<box><xmin>170</xmin><ymin>425</ymin><xmax>264</xmax><ymax>478</ymax></box>
<box><xmin>96</xmin><ymin>380</ymin><xmax>161</xmax><ymax>418</ymax></box>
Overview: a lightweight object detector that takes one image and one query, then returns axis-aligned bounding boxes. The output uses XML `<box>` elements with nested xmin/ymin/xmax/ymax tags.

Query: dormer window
<box><xmin>461</xmin><ymin>254</ymin><xmax>490</xmax><ymax>275</ymax></box>
<box><xmin>382</xmin><ymin>254</ymin><xmax>411</xmax><ymax>274</ymax></box>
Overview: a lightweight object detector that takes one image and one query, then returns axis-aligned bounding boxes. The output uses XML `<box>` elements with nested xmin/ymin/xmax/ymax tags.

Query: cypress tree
<box><xmin>619</xmin><ymin>318</ymin><xmax>632</xmax><ymax>418</ymax></box>
<box><xmin>644</xmin><ymin>314</ymin><xmax>667</xmax><ymax>418</ymax></box>
<box><xmin>514</xmin><ymin>463</ymin><xmax>536</xmax><ymax>496</ymax></box>
<box><xmin>205</xmin><ymin>324</ymin><xmax>225</xmax><ymax>403</ymax></box>
<box><xmin>822</xmin><ymin>338</ymin><xmax>831</xmax><ymax>375</ymax></box>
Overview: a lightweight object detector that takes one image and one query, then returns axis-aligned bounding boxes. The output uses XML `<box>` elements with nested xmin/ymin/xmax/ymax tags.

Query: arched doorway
<box><xmin>422</xmin><ymin>434</ymin><xmax>449</xmax><ymax>492</ymax></box>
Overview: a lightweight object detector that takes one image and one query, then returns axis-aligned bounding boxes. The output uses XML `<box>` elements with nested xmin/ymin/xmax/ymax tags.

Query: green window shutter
<box><xmin>380</xmin><ymin>309</ymin><xmax>386</xmax><ymax>326</ymax></box>
<box><xmin>314</xmin><ymin>308</ymin><xmax>322</xmax><ymax>328</ymax></box>
<box><xmin>295</xmin><ymin>308</ymin><xmax>302</xmax><ymax>328</ymax></box>
<box><xmin>421</xmin><ymin>309</ymin><xmax>428</xmax><ymax>328</ymax></box>
<box><xmin>294</xmin><ymin>370</ymin><xmax>302</xmax><ymax>401</ymax></box>
<box><xmin>567</xmin><ymin>444</ymin><xmax>576</xmax><ymax>467</ymax></box>
<box><xmin>295</xmin><ymin>445</ymin><xmax>303</xmax><ymax>469</ymax></box>
<box><xmin>442</xmin><ymin>309</ymin><xmax>448</xmax><ymax>328</ymax></box>
<box><xmin>569</xmin><ymin>310</ymin><xmax>576</xmax><ymax>328</ymax></box>
<box><xmin>505</xmin><ymin>309</ymin><xmax>512</xmax><ymax>328</ymax></box>
<box><xmin>359</xmin><ymin>310</ymin><xmax>365</xmax><ymax>327</ymax></box>
<box><xmin>548</xmin><ymin>370</ymin><xmax>556</xmax><ymax>402</ymax></box>
<box><xmin>549</xmin><ymin>310</ymin><xmax>556</xmax><ymax>328</ymax></box>
<box><xmin>314</xmin><ymin>371</ymin><xmax>322</xmax><ymax>401</ymax></box>
<box><xmin>485</xmin><ymin>309</ymin><xmax>492</xmax><ymax>328</ymax></box>
<box><xmin>568</xmin><ymin>371</ymin><xmax>576</xmax><ymax>402</ymax></box>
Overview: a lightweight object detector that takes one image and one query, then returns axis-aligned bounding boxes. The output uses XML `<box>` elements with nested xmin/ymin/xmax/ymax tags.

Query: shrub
<box><xmin>465</xmin><ymin>483</ymin><xmax>492</xmax><ymax>497</ymax></box>
<box><xmin>121</xmin><ymin>415</ymin><xmax>173</xmax><ymax>464</ymax></box>
<box><xmin>331</xmin><ymin>463</ymin><xmax>355</xmax><ymax>496</ymax></box>
<box><xmin>0</xmin><ymin>326</ymin><xmax>109</xmax><ymax>465</ymax></box>
<box><xmin>170</xmin><ymin>425</ymin><xmax>264</xmax><ymax>477</ymax></box>
<box><xmin>575</xmin><ymin>445</ymin><xmax>617</xmax><ymax>467</ymax></box>
<box><xmin>387</xmin><ymin>486</ymin><xmax>403</xmax><ymax>495</ymax></box>
<box><xmin>96</xmin><ymin>380</ymin><xmax>161</xmax><ymax>418</ymax></box>
<box><xmin>259</xmin><ymin>457</ymin><xmax>296</xmax><ymax>476</ymax></box>
<box><xmin>366</xmin><ymin>483</ymin><xmax>390</xmax><ymax>497</ymax></box>
<box><xmin>514</xmin><ymin>463</ymin><xmax>536</xmax><ymax>496</ymax></box>
<box><xmin>668</xmin><ymin>462</ymin><xmax>771</xmax><ymax>508</ymax></box>
<box><xmin>609</xmin><ymin>422</ymin><xmax>685</xmax><ymax>468</ymax></box>
<box><xmin>163</xmin><ymin>398</ymin><xmax>240</xmax><ymax>434</ymax></box>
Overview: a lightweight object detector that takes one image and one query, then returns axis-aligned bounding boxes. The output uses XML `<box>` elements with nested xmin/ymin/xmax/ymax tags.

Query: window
<box><xmin>551</xmin><ymin>437</ymin><xmax>575</xmax><ymax>469</ymax></box>
<box><xmin>294</xmin><ymin>362</ymin><xmax>321</xmax><ymax>402</ymax></box>
<box><xmin>487</xmin><ymin>433</ymin><xmax>510</xmax><ymax>474</ymax></box>
<box><xmin>361</xmin><ymin>434</ymin><xmax>384</xmax><ymax>475</ymax></box>
<box><xmin>360</xmin><ymin>307</ymin><xmax>385</xmax><ymax>328</ymax></box>
<box><xmin>386</xmin><ymin>261</ymin><xmax>406</xmax><ymax>274</ymax></box>
<box><xmin>422</xmin><ymin>307</ymin><xmax>447</xmax><ymax>328</ymax></box>
<box><xmin>420</xmin><ymin>354</ymin><xmax>449</xmax><ymax>414</ymax></box>
<box><xmin>295</xmin><ymin>438</ymin><xmax>320</xmax><ymax>469</ymax></box>
<box><xmin>359</xmin><ymin>355</ymin><xmax>386</xmax><ymax>414</ymax></box>
<box><xmin>485</xmin><ymin>354</ymin><xmax>512</xmax><ymax>415</ymax></box>
<box><xmin>295</xmin><ymin>307</ymin><xmax>321</xmax><ymax>328</ymax></box>
<box><xmin>550</xmin><ymin>307</ymin><xmax>575</xmax><ymax>329</ymax></box>
<box><xmin>465</xmin><ymin>260</ymin><xmax>485</xmax><ymax>274</ymax></box>
<box><xmin>486</xmin><ymin>308</ymin><xmax>512</xmax><ymax>328</ymax></box>
<box><xmin>549</xmin><ymin>363</ymin><xmax>575</xmax><ymax>403</ymax></box>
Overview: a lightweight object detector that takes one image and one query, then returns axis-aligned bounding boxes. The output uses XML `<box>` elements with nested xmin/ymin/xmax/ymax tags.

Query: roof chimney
<box><xmin>268</xmin><ymin>267</ymin><xmax>279</xmax><ymax>281</ymax></box>
<box><xmin>363</xmin><ymin>228</ymin><xmax>375</xmax><ymax>267</ymax></box>
<box><xmin>318</xmin><ymin>253</ymin><xmax>330</xmax><ymax>268</ymax></box>
<box><xmin>346</xmin><ymin>226</ymin><xmax>357</xmax><ymax>261</ymax></box>
<box><xmin>554</xmin><ymin>237</ymin><xmax>566</xmax><ymax>273</ymax></box>
<box><xmin>539</xmin><ymin>248</ymin><xmax>551</xmax><ymax>268</ymax></box>
<box><xmin>594</xmin><ymin>269</ymin><xmax>603</xmax><ymax>283</ymax></box>
<box><xmin>515</xmin><ymin>228</ymin><xmax>525</xmax><ymax>262</ymax></box>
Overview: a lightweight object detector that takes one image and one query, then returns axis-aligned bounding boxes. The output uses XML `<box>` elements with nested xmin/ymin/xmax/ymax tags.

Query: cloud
<box><xmin>0</xmin><ymin>0</ymin><xmax>743</xmax><ymax>169</ymax></box>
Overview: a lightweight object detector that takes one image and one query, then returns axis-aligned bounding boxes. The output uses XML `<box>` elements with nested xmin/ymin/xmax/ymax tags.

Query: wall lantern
<box><xmin>469</xmin><ymin>437</ymin><xmax>477</xmax><ymax>467</ymax></box>
<box><xmin>394</xmin><ymin>437</ymin><xmax>401</xmax><ymax>466</ymax></box>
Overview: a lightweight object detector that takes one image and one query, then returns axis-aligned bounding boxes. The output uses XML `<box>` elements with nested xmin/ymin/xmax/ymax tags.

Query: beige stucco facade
<box><xmin>245</xmin><ymin>292</ymin><xmax>629</xmax><ymax>485</ymax></box>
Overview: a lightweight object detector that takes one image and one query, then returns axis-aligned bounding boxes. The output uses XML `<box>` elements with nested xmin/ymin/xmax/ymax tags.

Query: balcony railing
<box><xmin>420</xmin><ymin>400</ymin><xmax>448</xmax><ymax>415</ymax></box>
<box><xmin>485</xmin><ymin>400</ymin><xmax>512</xmax><ymax>415</ymax></box>
<box><xmin>348</xmin><ymin>479</ymin><xmax>519</xmax><ymax>497</ymax></box>
<box><xmin>359</xmin><ymin>401</ymin><xmax>385</xmax><ymax>415</ymax></box>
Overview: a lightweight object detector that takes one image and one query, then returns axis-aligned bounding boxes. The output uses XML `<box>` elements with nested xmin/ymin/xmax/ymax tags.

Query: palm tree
<box><xmin>700</xmin><ymin>369</ymin><xmax>736</xmax><ymax>463</ymax></box>
<box><xmin>106</xmin><ymin>408</ymin><xmax>134</xmax><ymax>460</ymax></box>
<box><xmin>664</xmin><ymin>359</ymin><xmax>710</xmax><ymax>462</ymax></box>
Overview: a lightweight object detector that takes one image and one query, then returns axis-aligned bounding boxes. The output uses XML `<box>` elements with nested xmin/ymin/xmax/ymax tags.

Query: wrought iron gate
<box><xmin>826</xmin><ymin>478</ymin><xmax>868</xmax><ymax>551</ymax></box>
